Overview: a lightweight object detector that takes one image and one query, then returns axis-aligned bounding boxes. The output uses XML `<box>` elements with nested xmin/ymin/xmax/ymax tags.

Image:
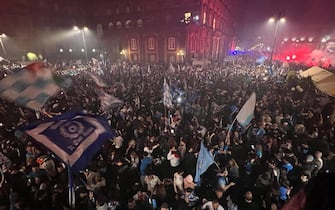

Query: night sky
<box><xmin>238</xmin><ymin>0</ymin><xmax>335</xmax><ymax>47</ymax></box>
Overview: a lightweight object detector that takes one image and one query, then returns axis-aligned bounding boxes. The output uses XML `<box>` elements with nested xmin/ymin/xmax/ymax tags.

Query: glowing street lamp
<box><xmin>73</xmin><ymin>26</ymin><xmax>89</xmax><ymax>60</ymax></box>
<box><xmin>69</xmin><ymin>49</ymin><xmax>73</xmax><ymax>52</ymax></box>
<box><xmin>0</xmin><ymin>33</ymin><xmax>7</xmax><ymax>56</ymax></box>
<box><xmin>59</xmin><ymin>48</ymin><xmax>63</xmax><ymax>52</ymax></box>
<box><xmin>268</xmin><ymin>14</ymin><xmax>286</xmax><ymax>63</ymax></box>
<box><xmin>177</xmin><ymin>50</ymin><xmax>185</xmax><ymax>63</ymax></box>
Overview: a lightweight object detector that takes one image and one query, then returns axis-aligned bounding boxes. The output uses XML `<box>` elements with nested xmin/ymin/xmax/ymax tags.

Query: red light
<box><xmin>286</xmin><ymin>56</ymin><xmax>291</xmax><ymax>60</ymax></box>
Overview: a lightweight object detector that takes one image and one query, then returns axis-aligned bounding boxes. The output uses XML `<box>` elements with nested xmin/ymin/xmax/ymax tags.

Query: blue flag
<box><xmin>21</xmin><ymin>111</ymin><xmax>115</xmax><ymax>172</ymax></box>
<box><xmin>194</xmin><ymin>141</ymin><xmax>215</xmax><ymax>185</ymax></box>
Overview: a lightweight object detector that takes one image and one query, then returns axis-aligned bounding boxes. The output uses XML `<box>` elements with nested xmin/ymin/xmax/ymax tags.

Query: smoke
<box><xmin>306</xmin><ymin>41</ymin><xmax>335</xmax><ymax>67</ymax></box>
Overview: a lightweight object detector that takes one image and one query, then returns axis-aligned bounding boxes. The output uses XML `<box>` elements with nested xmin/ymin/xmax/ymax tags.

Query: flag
<box><xmin>21</xmin><ymin>111</ymin><xmax>115</xmax><ymax>172</ymax></box>
<box><xmin>89</xmin><ymin>73</ymin><xmax>107</xmax><ymax>88</ymax></box>
<box><xmin>194</xmin><ymin>141</ymin><xmax>215</xmax><ymax>184</ymax></box>
<box><xmin>0</xmin><ymin>63</ymin><xmax>71</xmax><ymax>110</ymax></box>
<box><xmin>163</xmin><ymin>78</ymin><xmax>173</xmax><ymax>108</ymax></box>
<box><xmin>169</xmin><ymin>63</ymin><xmax>175</xmax><ymax>73</ymax></box>
<box><xmin>236</xmin><ymin>92</ymin><xmax>256</xmax><ymax>128</ymax></box>
<box><xmin>96</xmin><ymin>88</ymin><xmax>123</xmax><ymax>111</ymax></box>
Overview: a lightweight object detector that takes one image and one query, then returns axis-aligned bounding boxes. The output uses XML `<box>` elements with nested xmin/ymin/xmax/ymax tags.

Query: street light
<box><xmin>0</xmin><ymin>33</ymin><xmax>7</xmax><ymax>57</ymax></box>
<box><xmin>177</xmin><ymin>50</ymin><xmax>185</xmax><ymax>63</ymax></box>
<box><xmin>73</xmin><ymin>26</ymin><xmax>88</xmax><ymax>61</ymax></box>
<box><xmin>268</xmin><ymin>15</ymin><xmax>286</xmax><ymax>63</ymax></box>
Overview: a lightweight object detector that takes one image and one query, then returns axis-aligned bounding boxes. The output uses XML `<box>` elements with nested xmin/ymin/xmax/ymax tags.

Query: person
<box><xmin>281</xmin><ymin>173</ymin><xmax>335</xmax><ymax>210</ymax></box>
<box><xmin>202</xmin><ymin>199</ymin><xmax>224</xmax><ymax>210</ymax></box>
<box><xmin>160</xmin><ymin>202</ymin><xmax>169</xmax><ymax>210</ymax></box>
<box><xmin>237</xmin><ymin>191</ymin><xmax>259</xmax><ymax>210</ymax></box>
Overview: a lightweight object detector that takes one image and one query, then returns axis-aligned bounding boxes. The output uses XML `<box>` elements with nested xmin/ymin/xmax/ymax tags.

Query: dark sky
<box><xmin>238</xmin><ymin>0</ymin><xmax>335</xmax><ymax>47</ymax></box>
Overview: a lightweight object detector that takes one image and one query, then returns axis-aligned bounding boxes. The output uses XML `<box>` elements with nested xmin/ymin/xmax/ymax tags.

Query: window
<box><xmin>125</xmin><ymin>5</ymin><xmax>130</xmax><ymax>13</ymax></box>
<box><xmin>125</xmin><ymin>20</ymin><xmax>132</xmax><ymax>29</ymax></box>
<box><xmin>116</xmin><ymin>21</ymin><xmax>122</xmax><ymax>29</ymax></box>
<box><xmin>190</xmin><ymin>35</ymin><xmax>195</xmax><ymax>52</ymax></box>
<box><xmin>213</xmin><ymin>18</ymin><xmax>216</xmax><ymax>30</ymax></box>
<box><xmin>130</xmin><ymin>38</ymin><xmax>137</xmax><ymax>50</ymax></box>
<box><xmin>97</xmin><ymin>24</ymin><xmax>103</xmax><ymax>36</ymax></box>
<box><xmin>168</xmin><ymin>37</ymin><xmax>176</xmax><ymax>50</ymax></box>
<box><xmin>137</xmin><ymin>19</ymin><xmax>143</xmax><ymax>27</ymax></box>
<box><xmin>148</xmin><ymin>38</ymin><xmax>155</xmax><ymax>50</ymax></box>
<box><xmin>203</xmin><ymin>12</ymin><xmax>207</xmax><ymax>25</ymax></box>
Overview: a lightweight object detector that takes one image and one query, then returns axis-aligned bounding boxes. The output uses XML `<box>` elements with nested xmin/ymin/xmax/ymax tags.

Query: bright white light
<box><xmin>194</xmin><ymin>15</ymin><xmax>199</xmax><ymax>20</ymax></box>
<box><xmin>73</xmin><ymin>26</ymin><xmax>79</xmax><ymax>30</ymax></box>
<box><xmin>308</xmin><ymin>37</ymin><xmax>313</xmax><ymax>42</ymax></box>
<box><xmin>81</xmin><ymin>48</ymin><xmax>85</xmax><ymax>52</ymax></box>
<box><xmin>286</xmin><ymin>56</ymin><xmax>291</xmax><ymax>60</ymax></box>
<box><xmin>92</xmin><ymin>49</ymin><xmax>96</xmax><ymax>52</ymax></box>
<box><xmin>4</xmin><ymin>73</ymin><xmax>7</xmax><ymax>77</ymax></box>
<box><xmin>59</xmin><ymin>49</ymin><xmax>63</xmax><ymax>52</ymax></box>
<box><xmin>0</xmin><ymin>33</ymin><xmax>6</xmax><ymax>37</ymax></box>
<box><xmin>300</xmin><ymin>37</ymin><xmax>305</xmax><ymax>41</ymax></box>
<box><xmin>268</xmin><ymin>17</ymin><xmax>275</xmax><ymax>23</ymax></box>
<box><xmin>69</xmin><ymin>49</ymin><xmax>73</xmax><ymax>52</ymax></box>
<box><xmin>292</xmin><ymin>54</ymin><xmax>296</xmax><ymax>59</ymax></box>
<box><xmin>292</xmin><ymin>37</ymin><xmax>296</xmax><ymax>41</ymax></box>
<box><xmin>280</xmin><ymin>18</ymin><xmax>286</xmax><ymax>23</ymax></box>
<box><xmin>83</xmin><ymin>27</ymin><xmax>88</xmax><ymax>31</ymax></box>
<box><xmin>267</xmin><ymin>46</ymin><xmax>271</xmax><ymax>51</ymax></box>
<box><xmin>284</xmin><ymin>38</ymin><xmax>288</xmax><ymax>42</ymax></box>
<box><xmin>321</xmin><ymin>38</ymin><xmax>327</xmax><ymax>43</ymax></box>
<box><xmin>177</xmin><ymin>97</ymin><xmax>182</xmax><ymax>103</ymax></box>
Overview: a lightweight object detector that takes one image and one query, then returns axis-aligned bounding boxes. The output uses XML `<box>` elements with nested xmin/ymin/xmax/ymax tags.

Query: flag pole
<box><xmin>67</xmin><ymin>161</ymin><xmax>75</xmax><ymax>210</ymax></box>
<box><xmin>225</xmin><ymin>117</ymin><xmax>237</xmax><ymax>145</ymax></box>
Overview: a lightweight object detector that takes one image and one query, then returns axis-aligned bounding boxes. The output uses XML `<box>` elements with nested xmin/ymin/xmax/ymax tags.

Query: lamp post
<box><xmin>73</xmin><ymin>26</ymin><xmax>88</xmax><ymax>61</ymax></box>
<box><xmin>0</xmin><ymin>33</ymin><xmax>7</xmax><ymax>57</ymax></box>
<box><xmin>177</xmin><ymin>50</ymin><xmax>184</xmax><ymax>63</ymax></box>
<box><xmin>268</xmin><ymin>16</ymin><xmax>285</xmax><ymax>63</ymax></box>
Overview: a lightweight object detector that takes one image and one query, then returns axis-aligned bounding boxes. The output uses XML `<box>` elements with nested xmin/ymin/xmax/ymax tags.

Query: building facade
<box><xmin>89</xmin><ymin>0</ymin><xmax>237</xmax><ymax>63</ymax></box>
<box><xmin>1</xmin><ymin>0</ymin><xmax>237</xmax><ymax>63</ymax></box>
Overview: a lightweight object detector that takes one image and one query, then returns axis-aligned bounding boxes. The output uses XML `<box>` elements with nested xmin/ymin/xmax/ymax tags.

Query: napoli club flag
<box><xmin>21</xmin><ymin>111</ymin><xmax>115</xmax><ymax>172</ymax></box>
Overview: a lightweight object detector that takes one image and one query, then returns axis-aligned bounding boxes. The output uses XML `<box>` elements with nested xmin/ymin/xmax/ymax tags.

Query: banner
<box><xmin>21</xmin><ymin>111</ymin><xmax>115</xmax><ymax>172</ymax></box>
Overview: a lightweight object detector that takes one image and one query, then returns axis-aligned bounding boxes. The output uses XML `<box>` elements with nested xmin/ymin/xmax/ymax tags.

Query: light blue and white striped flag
<box><xmin>96</xmin><ymin>88</ymin><xmax>123</xmax><ymax>111</ymax></box>
<box><xmin>236</xmin><ymin>92</ymin><xmax>256</xmax><ymax>128</ymax></box>
<box><xmin>0</xmin><ymin>63</ymin><xmax>71</xmax><ymax>110</ymax></box>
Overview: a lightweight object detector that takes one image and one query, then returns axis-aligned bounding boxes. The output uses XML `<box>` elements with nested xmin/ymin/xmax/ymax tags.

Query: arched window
<box><xmin>97</xmin><ymin>24</ymin><xmax>103</xmax><ymax>36</ymax></box>
<box><xmin>125</xmin><ymin>5</ymin><xmax>130</xmax><ymax>13</ymax></box>
<box><xmin>108</xmin><ymin>22</ymin><xmax>113</xmax><ymax>29</ymax></box>
<box><xmin>148</xmin><ymin>37</ymin><xmax>155</xmax><ymax>50</ymax></box>
<box><xmin>116</xmin><ymin>21</ymin><xmax>122</xmax><ymax>29</ymax></box>
<box><xmin>137</xmin><ymin>19</ymin><xmax>143</xmax><ymax>27</ymax></box>
<box><xmin>125</xmin><ymin>20</ymin><xmax>132</xmax><ymax>29</ymax></box>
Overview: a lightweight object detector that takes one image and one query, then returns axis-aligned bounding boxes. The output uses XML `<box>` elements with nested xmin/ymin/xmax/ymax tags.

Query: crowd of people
<box><xmin>0</xmin><ymin>58</ymin><xmax>334</xmax><ymax>210</ymax></box>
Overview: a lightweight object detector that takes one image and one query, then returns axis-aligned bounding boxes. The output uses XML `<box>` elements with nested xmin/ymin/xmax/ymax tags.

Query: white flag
<box><xmin>163</xmin><ymin>78</ymin><xmax>173</xmax><ymax>108</ymax></box>
<box><xmin>236</xmin><ymin>92</ymin><xmax>256</xmax><ymax>127</ymax></box>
